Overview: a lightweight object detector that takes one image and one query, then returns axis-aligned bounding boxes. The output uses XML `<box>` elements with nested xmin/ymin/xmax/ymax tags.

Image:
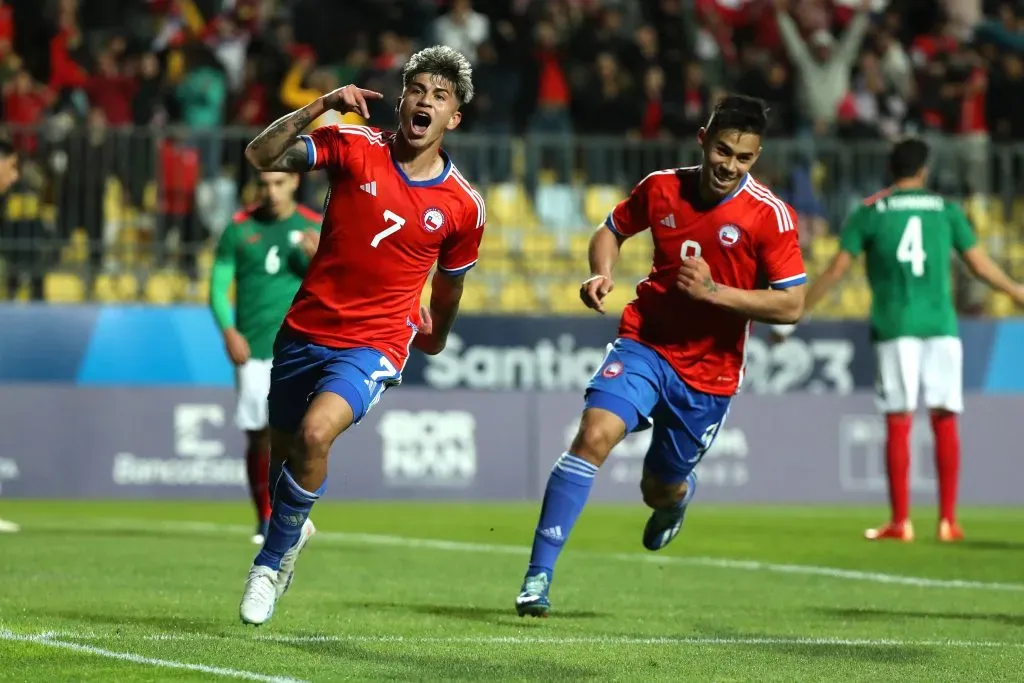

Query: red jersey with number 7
<box><xmin>606</xmin><ymin>166</ymin><xmax>806</xmax><ymax>396</ymax></box>
<box><xmin>282</xmin><ymin>125</ymin><xmax>486</xmax><ymax>369</ymax></box>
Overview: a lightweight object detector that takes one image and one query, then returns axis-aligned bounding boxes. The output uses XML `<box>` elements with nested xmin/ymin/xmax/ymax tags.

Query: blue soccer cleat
<box><xmin>642</xmin><ymin>470</ymin><xmax>697</xmax><ymax>551</ymax></box>
<box><xmin>515</xmin><ymin>571</ymin><xmax>552</xmax><ymax>618</ymax></box>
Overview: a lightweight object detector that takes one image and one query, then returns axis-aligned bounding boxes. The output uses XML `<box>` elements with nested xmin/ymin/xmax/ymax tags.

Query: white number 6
<box><xmin>371</xmin><ymin>210</ymin><xmax>406</xmax><ymax>248</ymax></box>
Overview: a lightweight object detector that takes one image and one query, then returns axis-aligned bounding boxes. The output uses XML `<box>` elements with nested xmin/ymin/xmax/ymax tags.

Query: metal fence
<box><xmin>0</xmin><ymin>123</ymin><xmax>1020</xmax><ymax>316</ymax></box>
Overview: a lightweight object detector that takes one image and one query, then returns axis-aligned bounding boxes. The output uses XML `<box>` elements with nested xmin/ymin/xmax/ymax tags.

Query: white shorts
<box><xmin>874</xmin><ymin>336</ymin><xmax>963</xmax><ymax>414</ymax></box>
<box><xmin>235</xmin><ymin>359</ymin><xmax>273</xmax><ymax>431</ymax></box>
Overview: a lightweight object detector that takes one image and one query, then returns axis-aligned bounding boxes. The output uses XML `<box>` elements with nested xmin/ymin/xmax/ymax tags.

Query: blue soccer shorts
<box><xmin>268</xmin><ymin>332</ymin><xmax>401</xmax><ymax>434</ymax></box>
<box><xmin>585</xmin><ymin>337</ymin><xmax>731</xmax><ymax>484</ymax></box>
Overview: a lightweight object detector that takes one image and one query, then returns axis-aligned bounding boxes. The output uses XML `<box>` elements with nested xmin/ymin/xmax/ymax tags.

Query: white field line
<box><xmin>0</xmin><ymin>629</ymin><xmax>306</xmax><ymax>683</ymax></box>
<box><xmin>30</xmin><ymin>517</ymin><xmax>1024</xmax><ymax>593</ymax></box>
<box><xmin>46</xmin><ymin>630</ymin><xmax>1024</xmax><ymax>650</ymax></box>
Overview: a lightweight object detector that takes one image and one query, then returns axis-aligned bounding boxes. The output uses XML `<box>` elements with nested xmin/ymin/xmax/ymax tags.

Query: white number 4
<box><xmin>897</xmin><ymin>216</ymin><xmax>926</xmax><ymax>277</ymax></box>
<box><xmin>371</xmin><ymin>210</ymin><xmax>406</xmax><ymax>248</ymax></box>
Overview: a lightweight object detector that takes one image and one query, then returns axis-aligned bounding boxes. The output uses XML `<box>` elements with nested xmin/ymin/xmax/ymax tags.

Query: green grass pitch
<box><xmin>1</xmin><ymin>501</ymin><xmax>1023</xmax><ymax>681</ymax></box>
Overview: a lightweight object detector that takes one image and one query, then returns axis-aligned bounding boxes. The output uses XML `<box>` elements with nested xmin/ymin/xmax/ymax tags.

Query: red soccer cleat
<box><xmin>937</xmin><ymin>518</ymin><xmax>964</xmax><ymax>543</ymax></box>
<box><xmin>864</xmin><ymin>520</ymin><xmax>914</xmax><ymax>542</ymax></box>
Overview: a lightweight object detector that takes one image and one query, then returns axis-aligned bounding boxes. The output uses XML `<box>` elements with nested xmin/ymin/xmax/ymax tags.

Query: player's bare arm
<box><xmin>414</xmin><ymin>271</ymin><xmax>465</xmax><ymax>355</ymax></box>
<box><xmin>581</xmin><ymin>226</ymin><xmax>624</xmax><ymax>314</ymax></box>
<box><xmin>803</xmin><ymin>250</ymin><xmax>854</xmax><ymax>314</ymax></box>
<box><xmin>961</xmin><ymin>247</ymin><xmax>1024</xmax><ymax>306</ymax></box>
<box><xmin>245</xmin><ymin>85</ymin><xmax>383</xmax><ymax>172</ymax></box>
<box><xmin>677</xmin><ymin>256</ymin><xmax>804</xmax><ymax>324</ymax></box>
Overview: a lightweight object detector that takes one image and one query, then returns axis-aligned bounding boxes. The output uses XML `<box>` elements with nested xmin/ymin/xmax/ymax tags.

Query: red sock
<box><xmin>885</xmin><ymin>413</ymin><xmax>912</xmax><ymax>524</ymax></box>
<box><xmin>931</xmin><ymin>412</ymin><xmax>960</xmax><ymax>522</ymax></box>
<box><xmin>246</xmin><ymin>445</ymin><xmax>272</xmax><ymax>522</ymax></box>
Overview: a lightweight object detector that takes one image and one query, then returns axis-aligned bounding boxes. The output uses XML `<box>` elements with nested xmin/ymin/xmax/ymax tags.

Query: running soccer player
<box><xmin>237</xmin><ymin>46</ymin><xmax>484</xmax><ymax>625</ymax></box>
<box><xmin>0</xmin><ymin>138</ymin><xmax>20</xmax><ymax>534</ymax></box>
<box><xmin>780</xmin><ymin>137</ymin><xmax>1024</xmax><ymax>543</ymax></box>
<box><xmin>209</xmin><ymin>171</ymin><xmax>321</xmax><ymax>546</ymax></box>
<box><xmin>515</xmin><ymin>95</ymin><xmax>805</xmax><ymax>617</ymax></box>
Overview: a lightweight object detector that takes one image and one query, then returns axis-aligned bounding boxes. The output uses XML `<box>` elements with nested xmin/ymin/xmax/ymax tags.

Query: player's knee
<box><xmin>570</xmin><ymin>414</ymin><xmax>623</xmax><ymax>467</ymax></box>
<box><xmin>296</xmin><ymin>417</ymin><xmax>338</xmax><ymax>459</ymax></box>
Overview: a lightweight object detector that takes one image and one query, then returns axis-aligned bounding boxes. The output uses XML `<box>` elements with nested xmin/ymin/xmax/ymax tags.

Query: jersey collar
<box><xmin>392</xmin><ymin>149</ymin><xmax>453</xmax><ymax>188</ymax></box>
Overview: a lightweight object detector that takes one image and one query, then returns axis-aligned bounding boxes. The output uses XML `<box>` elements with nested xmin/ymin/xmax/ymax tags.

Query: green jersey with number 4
<box><xmin>210</xmin><ymin>206</ymin><xmax>322</xmax><ymax>359</ymax></box>
<box><xmin>840</xmin><ymin>188</ymin><xmax>977</xmax><ymax>341</ymax></box>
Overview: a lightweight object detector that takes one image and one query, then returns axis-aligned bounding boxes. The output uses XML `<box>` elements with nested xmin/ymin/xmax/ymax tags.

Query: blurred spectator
<box><xmin>156</xmin><ymin>131</ymin><xmax>201</xmax><ymax>278</ymax></box>
<box><xmin>3</xmin><ymin>69</ymin><xmax>52</xmax><ymax>155</ymax></box>
<box><xmin>988</xmin><ymin>52</ymin><xmax>1024</xmax><ymax>140</ymax></box>
<box><xmin>431</xmin><ymin>0</ymin><xmax>489</xmax><ymax>65</ymax></box>
<box><xmin>838</xmin><ymin>50</ymin><xmax>907</xmax><ymax>140</ymax></box>
<box><xmin>86</xmin><ymin>47</ymin><xmax>137</xmax><ymax>127</ymax></box>
<box><xmin>132</xmin><ymin>52</ymin><xmax>166</xmax><ymax>127</ymax></box>
<box><xmin>175</xmin><ymin>43</ymin><xmax>226</xmax><ymax>177</ymax></box>
<box><xmin>663</xmin><ymin>61</ymin><xmax>713</xmax><ymax>138</ymax></box>
<box><xmin>775</xmin><ymin>0</ymin><xmax>870</xmax><ymax>135</ymax></box>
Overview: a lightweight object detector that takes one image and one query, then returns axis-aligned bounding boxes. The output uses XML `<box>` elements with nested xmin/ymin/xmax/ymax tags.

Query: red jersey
<box><xmin>607</xmin><ymin>167</ymin><xmax>806</xmax><ymax>396</ymax></box>
<box><xmin>284</xmin><ymin>125</ymin><xmax>485</xmax><ymax>370</ymax></box>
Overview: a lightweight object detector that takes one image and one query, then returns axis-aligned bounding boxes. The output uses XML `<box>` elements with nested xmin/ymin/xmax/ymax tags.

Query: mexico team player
<box><xmin>208</xmin><ymin>171</ymin><xmax>321</xmax><ymax>545</ymax></box>
<box><xmin>238</xmin><ymin>46</ymin><xmax>484</xmax><ymax>625</ymax></box>
<box><xmin>516</xmin><ymin>96</ymin><xmax>806</xmax><ymax>617</ymax></box>
<box><xmin>787</xmin><ymin>137</ymin><xmax>1024</xmax><ymax>542</ymax></box>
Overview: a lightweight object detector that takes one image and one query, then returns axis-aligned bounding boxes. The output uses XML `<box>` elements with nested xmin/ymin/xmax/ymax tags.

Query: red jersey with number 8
<box><xmin>606</xmin><ymin>167</ymin><xmax>805</xmax><ymax>396</ymax></box>
<box><xmin>283</xmin><ymin>125</ymin><xmax>486</xmax><ymax>370</ymax></box>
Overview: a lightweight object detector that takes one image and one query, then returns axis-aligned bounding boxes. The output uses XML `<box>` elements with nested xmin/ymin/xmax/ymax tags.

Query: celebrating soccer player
<box><xmin>237</xmin><ymin>46</ymin><xmax>484</xmax><ymax>626</ymax></box>
<box><xmin>515</xmin><ymin>96</ymin><xmax>806</xmax><ymax>617</ymax></box>
<box><xmin>209</xmin><ymin>171</ymin><xmax>321</xmax><ymax>546</ymax></box>
<box><xmin>783</xmin><ymin>137</ymin><xmax>1024</xmax><ymax>543</ymax></box>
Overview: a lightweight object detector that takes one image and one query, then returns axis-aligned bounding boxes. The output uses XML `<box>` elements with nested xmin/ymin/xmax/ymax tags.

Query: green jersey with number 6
<box><xmin>840</xmin><ymin>187</ymin><xmax>977</xmax><ymax>341</ymax></box>
<box><xmin>210</xmin><ymin>206</ymin><xmax>322</xmax><ymax>359</ymax></box>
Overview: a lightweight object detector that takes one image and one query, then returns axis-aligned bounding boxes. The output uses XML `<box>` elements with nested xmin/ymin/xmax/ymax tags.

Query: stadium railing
<box><xmin>0</xmin><ymin>123</ymin><xmax>1019</xmax><ymax>317</ymax></box>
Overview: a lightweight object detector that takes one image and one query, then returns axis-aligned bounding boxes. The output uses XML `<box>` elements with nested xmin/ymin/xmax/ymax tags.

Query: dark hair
<box><xmin>889</xmin><ymin>137</ymin><xmax>929</xmax><ymax>181</ymax></box>
<box><xmin>705</xmin><ymin>94</ymin><xmax>769</xmax><ymax>138</ymax></box>
<box><xmin>0</xmin><ymin>139</ymin><xmax>15</xmax><ymax>158</ymax></box>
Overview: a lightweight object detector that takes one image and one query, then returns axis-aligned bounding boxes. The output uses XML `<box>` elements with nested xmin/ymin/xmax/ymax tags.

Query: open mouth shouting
<box><xmin>410</xmin><ymin>111</ymin><xmax>432</xmax><ymax>138</ymax></box>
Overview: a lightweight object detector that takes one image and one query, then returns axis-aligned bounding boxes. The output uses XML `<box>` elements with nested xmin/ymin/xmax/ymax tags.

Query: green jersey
<box><xmin>840</xmin><ymin>188</ymin><xmax>977</xmax><ymax>342</ymax></box>
<box><xmin>210</xmin><ymin>206</ymin><xmax>322</xmax><ymax>359</ymax></box>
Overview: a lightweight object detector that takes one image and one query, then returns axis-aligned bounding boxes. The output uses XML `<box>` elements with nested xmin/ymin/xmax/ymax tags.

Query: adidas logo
<box><xmin>538</xmin><ymin>525</ymin><xmax>563</xmax><ymax>541</ymax></box>
<box><xmin>660</xmin><ymin>214</ymin><xmax>676</xmax><ymax>228</ymax></box>
<box><xmin>360</xmin><ymin>181</ymin><xmax>377</xmax><ymax>197</ymax></box>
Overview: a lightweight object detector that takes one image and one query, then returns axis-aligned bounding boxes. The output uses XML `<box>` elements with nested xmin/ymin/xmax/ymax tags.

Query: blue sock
<box><xmin>527</xmin><ymin>453</ymin><xmax>598</xmax><ymax>579</ymax></box>
<box><xmin>254</xmin><ymin>466</ymin><xmax>325</xmax><ymax>571</ymax></box>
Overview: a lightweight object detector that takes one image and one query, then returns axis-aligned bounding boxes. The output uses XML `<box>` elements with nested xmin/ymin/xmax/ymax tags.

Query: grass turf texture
<box><xmin>1</xmin><ymin>501</ymin><xmax>1023</xmax><ymax>682</ymax></box>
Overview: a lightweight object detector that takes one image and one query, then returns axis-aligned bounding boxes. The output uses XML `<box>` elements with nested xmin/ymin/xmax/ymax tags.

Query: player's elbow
<box><xmin>776</xmin><ymin>292</ymin><xmax>804</xmax><ymax>324</ymax></box>
<box><xmin>244</xmin><ymin>143</ymin><xmax>273</xmax><ymax>171</ymax></box>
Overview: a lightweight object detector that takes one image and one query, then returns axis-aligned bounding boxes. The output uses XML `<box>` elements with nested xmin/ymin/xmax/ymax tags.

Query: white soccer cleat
<box><xmin>276</xmin><ymin>518</ymin><xmax>316</xmax><ymax>599</ymax></box>
<box><xmin>239</xmin><ymin>565</ymin><xmax>279</xmax><ymax>626</ymax></box>
<box><xmin>0</xmin><ymin>518</ymin><xmax>19</xmax><ymax>533</ymax></box>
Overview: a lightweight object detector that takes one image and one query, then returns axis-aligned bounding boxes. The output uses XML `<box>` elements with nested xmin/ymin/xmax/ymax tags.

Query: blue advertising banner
<box><xmin>0</xmin><ymin>305</ymin><xmax>1018</xmax><ymax>393</ymax></box>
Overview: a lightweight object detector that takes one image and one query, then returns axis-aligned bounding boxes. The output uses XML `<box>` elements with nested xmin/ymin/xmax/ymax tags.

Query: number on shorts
<box><xmin>370</xmin><ymin>356</ymin><xmax>399</xmax><ymax>382</ymax></box>
<box><xmin>680</xmin><ymin>240</ymin><xmax>701</xmax><ymax>259</ymax></box>
<box><xmin>896</xmin><ymin>216</ymin><xmax>926</xmax><ymax>277</ymax></box>
<box><xmin>264</xmin><ymin>245</ymin><xmax>281</xmax><ymax>274</ymax></box>
<box><xmin>371</xmin><ymin>210</ymin><xmax>406</xmax><ymax>248</ymax></box>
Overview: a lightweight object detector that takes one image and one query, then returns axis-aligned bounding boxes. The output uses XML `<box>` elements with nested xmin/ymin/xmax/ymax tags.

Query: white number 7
<box><xmin>371</xmin><ymin>210</ymin><xmax>406</xmax><ymax>248</ymax></box>
<box><xmin>370</xmin><ymin>356</ymin><xmax>398</xmax><ymax>382</ymax></box>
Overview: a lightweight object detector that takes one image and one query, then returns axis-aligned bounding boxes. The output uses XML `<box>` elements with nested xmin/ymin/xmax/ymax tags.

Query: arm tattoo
<box><xmin>265</xmin><ymin>144</ymin><xmax>309</xmax><ymax>172</ymax></box>
<box><xmin>703</xmin><ymin>276</ymin><xmax>720</xmax><ymax>293</ymax></box>
<box><xmin>248</xmin><ymin>107</ymin><xmax>317</xmax><ymax>169</ymax></box>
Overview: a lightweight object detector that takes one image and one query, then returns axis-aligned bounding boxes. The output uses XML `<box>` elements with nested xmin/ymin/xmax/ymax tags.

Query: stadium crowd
<box><xmin>0</xmin><ymin>0</ymin><xmax>1021</xmax><ymax>314</ymax></box>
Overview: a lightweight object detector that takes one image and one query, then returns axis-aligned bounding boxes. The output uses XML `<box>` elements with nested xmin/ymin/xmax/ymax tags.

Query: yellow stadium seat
<box><xmin>497</xmin><ymin>279</ymin><xmax>539</xmax><ymax>313</ymax></box>
<box><xmin>458</xmin><ymin>280</ymin><xmax>490</xmax><ymax>313</ymax></box>
<box><xmin>520</xmin><ymin>233</ymin><xmax>558</xmax><ymax>275</ymax></box>
<box><xmin>93</xmin><ymin>273</ymin><xmax>139</xmax><ymax>302</ymax></box>
<box><xmin>547</xmin><ymin>281</ymin><xmax>587</xmax><ymax>315</ymax></box>
<box><xmin>191</xmin><ymin>277</ymin><xmax>210</xmax><ymax>304</ymax></box>
<box><xmin>60</xmin><ymin>229</ymin><xmax>90</xmax><ymax>265</ymax></box>
<box><xmin>812</xmin><ymin>235</ymin><xmax>839</xmax><ymax>263</ymax></box>
<box><xmin>485</xmin><ymin>183</ymin><xmax>537</xmax><ymax>229</ymax></box>
<box><xmin>601</xmin><ymin>279</ymin><xmax>635</xmax><ymax>314</ymax></box>
<box><xmin>569</xmin><ymin>232</ymin><xmax>592</xmax><ymax>262</ymax></box>
<box><xmin>987</xmin><ymin>292</ymin><xmax>1016</xmax><ymax>318</ymax></box>
<box><xmin>44</xmin><ymin>272</ymin><xmax>86</xmax><ymax>303</ymax></box>
<box><xmin>584</xmin><ymin>185</ymin><xmax>625</xmax><ymax>227</ymax></box>
<box><xmin>144</xmin><ymin>271</ymin><xmax>187</xmax><ymax>304</ymax></box>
